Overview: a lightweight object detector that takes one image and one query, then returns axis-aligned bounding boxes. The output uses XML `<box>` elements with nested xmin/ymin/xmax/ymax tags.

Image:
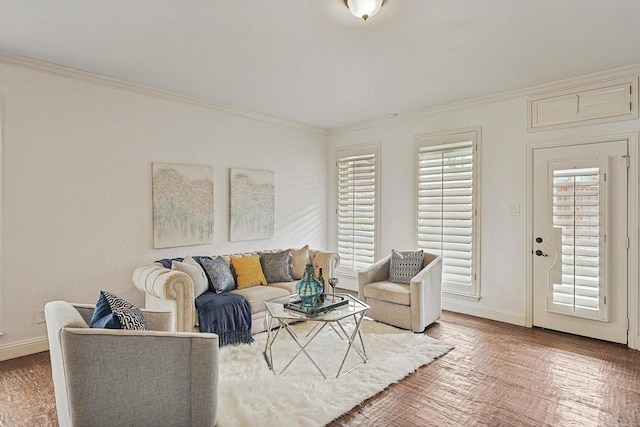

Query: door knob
<box><xmin>535</xmin><ymin>249</ymin><xmax>548</xmax><ymax>257</ymax></box>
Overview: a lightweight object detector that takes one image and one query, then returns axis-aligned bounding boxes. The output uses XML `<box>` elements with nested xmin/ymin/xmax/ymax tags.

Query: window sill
<box><xmin>335</xmin><ymin>268</ymin><xmax>358</xmax><ymax>278</ymax></box>
<box><xmin>443</xmin><ymin>290</ymin><xmax>481</xmax><ymax>303</ymax></box>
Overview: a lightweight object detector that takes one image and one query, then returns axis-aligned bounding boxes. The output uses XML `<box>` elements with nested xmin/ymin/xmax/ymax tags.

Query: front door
<box><xmin>532</xmin><ymin>140</ymin><xmax>628</xmax><ymax>344</ymax></box>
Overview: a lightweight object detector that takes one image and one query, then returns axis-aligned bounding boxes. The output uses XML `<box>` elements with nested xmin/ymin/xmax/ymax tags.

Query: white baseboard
<box><xmin>0</xmin><ymin>336</ymin><xmax>49</xmax><ymax>362</ymax></box>
<box><xmin>442</xmin><ymin>298</ymin><xmax>526</xmax><ymax>327</ymax></box>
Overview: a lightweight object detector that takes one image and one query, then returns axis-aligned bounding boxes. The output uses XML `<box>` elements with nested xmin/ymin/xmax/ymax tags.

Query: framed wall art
<box><xmin>229</xmin><ymin>168</ymin><xmax>274</xmax><ymax>241</ymax></box>
<box><xmin>152</xmin><ymin>162</ymin><xmax>214</xmax><ymax>248</ymax></box>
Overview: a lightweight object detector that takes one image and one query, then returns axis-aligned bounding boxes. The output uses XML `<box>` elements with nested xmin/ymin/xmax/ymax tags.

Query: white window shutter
<box><xmin>416</xmin><ymin>130</ymin><xmax>480</xmax><ymax>298</ymax></box>
<box><xmin>551</xmin><ymin>165</ymin><xmax>605</xmax><ymax>319</ymax></box>
<box><xmin>337</xmin><ymin>146</ymin><xmax>378</xmax><ymax>273</ymax></box>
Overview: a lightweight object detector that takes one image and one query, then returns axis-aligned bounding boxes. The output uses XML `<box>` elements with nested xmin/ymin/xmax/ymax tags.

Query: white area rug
<box><xmin>216</xmin><ymin>319</ymin><xmax>452</xmax><ymax>427</ymax></box>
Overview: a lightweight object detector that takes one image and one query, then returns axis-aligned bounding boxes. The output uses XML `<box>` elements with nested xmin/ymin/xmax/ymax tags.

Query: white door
<box><xmin>532</xmin><ymin>140</ymin><xmax>628</xmax><ymax>344</ymax></box>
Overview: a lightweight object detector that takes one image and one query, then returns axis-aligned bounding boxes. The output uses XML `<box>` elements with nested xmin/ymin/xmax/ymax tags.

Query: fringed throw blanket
<box><xmin>195</xmin><ymin>291</ymin><xmax>254</xmax><ymax>346</ymax></box>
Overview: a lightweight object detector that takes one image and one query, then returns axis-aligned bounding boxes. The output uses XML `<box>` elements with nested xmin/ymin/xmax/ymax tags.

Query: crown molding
<box><xmin>328</xmin><ymin>63</ymin><xmax>640</xmax><ymax>135</ymax></box>
<box><xmin>0</xmin><ymin>52</ymin><xmax>328</xmax><ymax>136</ymax></box>
<box><xmin>4</xmin><ymin>51</ymin><xmax>638</xmax><ymax>138</ymax></box>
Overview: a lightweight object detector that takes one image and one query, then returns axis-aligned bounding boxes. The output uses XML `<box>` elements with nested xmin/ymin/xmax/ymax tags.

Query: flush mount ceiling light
<box><xmin>344</xmin><ymin>0</ymin><xmax>384</xmax><ymax>21</ymax></box>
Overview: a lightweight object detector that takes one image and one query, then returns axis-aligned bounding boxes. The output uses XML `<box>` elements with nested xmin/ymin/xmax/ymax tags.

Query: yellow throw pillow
<box><xmin>231</xmin><ymin>254</ymin><xmax>268</xmax><ymax>289</ymax></box>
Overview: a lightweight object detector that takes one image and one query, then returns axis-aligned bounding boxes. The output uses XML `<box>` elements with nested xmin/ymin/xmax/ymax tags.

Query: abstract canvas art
<box><xmin>152</xmin><ymin>162</ymin><xmax>214</xmax><ymax>248</ymax></box>
<box><xmin>230</xmin><ymin>168</ymin><xmax>274</xmax><ymax>241</ymax></box>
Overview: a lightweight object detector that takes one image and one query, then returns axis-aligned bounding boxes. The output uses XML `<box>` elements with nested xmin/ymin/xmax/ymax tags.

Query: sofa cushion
<box><xmin>231</xmin><ymin>285</ymin><xmax>290</xmax><ymax>314</ymax></box>
<box><xmin>363</xmin><ymin>281</ymin><xmax>411</xmax><ymax>306</ymax></box>
<box><xmin>172</xmin><ymin>256</ymin><xmax>209</xmax><ymax>297</ymax></box>
<box><xmin>260</xmin><ymin>250</ymin><xmax>293</xmax><ymax>283</ymax></box>
<box><xmin>199</xmin><ymin>256</ymin><xmax>236</xmax><ymax>293</ymax></box>
<box><xmin>269</xmin><ymin>281</ymin><xmax>298</xmax><ymax>294</ymax></box>
<box><xmin>388</xmin><ymin>249</ymin><xmax>424</xmax><ymax>284</ymax></box>
<box><xmin>89</xmin><ymin>290</ymin><xmax>147</xmax><ymax>330</ymax></box>
<box><xmin>290</xmin><ymin>245</ymin><xmax>310</xmax><ymax>280</ymax></box>
<box><xmin>231</xmin><ymin>254</ymin><xmax>268</xmax><ymax>289</ymax></box>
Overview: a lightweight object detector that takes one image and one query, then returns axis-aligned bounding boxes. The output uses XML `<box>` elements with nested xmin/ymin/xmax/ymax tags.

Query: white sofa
<box><xmin>132</xmin><ymin>247</ymin><xmax>339</xmax><ymax>334</ymax></box>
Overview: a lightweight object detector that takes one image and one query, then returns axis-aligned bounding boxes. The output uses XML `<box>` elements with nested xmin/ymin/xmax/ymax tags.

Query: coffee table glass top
<box><xmin>264</xmin><ymin>293</ymin><xmax>368</xmax><ymax>322</ymax></box>
<box><xmin>263</xmin><ymin>292</ymin><xmax>370</xmax><ymax>378</ymax></box>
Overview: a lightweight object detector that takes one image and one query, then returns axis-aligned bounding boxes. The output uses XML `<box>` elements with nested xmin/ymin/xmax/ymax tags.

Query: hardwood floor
<box><xmin>0</xmin><ymin>349</ymin><xmax>56</xmax><ymax>426</ymax></box>
<box><xmin>2</xmin><ymin>311</ymin><xmax>640</xmax><ymax>426</ymax></box>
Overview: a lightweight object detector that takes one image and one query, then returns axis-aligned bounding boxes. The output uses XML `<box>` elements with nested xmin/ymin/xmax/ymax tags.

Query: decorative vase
<box><xmin>295</xmin><ymin>263</ymin><xmax>324</xmax><ymax>309</ymax></box>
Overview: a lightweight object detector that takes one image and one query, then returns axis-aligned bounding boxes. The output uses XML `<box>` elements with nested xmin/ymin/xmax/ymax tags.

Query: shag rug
<box><xmin>216</xmin><ymin>319</ymin><xmax>452</xmax><ymax>427</ymax></box>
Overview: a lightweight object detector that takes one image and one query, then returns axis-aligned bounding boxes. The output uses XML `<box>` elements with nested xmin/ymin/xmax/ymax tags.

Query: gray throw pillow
<box><xmin>200</xmin><ymin>256</ymin><xmax>236</xmax><ymax>293</ymax></box>
<box><xmin>260</xmin><ymin>250</ymin><xmax>293</xmax><ymax>283</ymax></box>
<box><xmin>388</xmin><ymin>249</ymin><xmax>425</xmax><ymax>284</ymax></box>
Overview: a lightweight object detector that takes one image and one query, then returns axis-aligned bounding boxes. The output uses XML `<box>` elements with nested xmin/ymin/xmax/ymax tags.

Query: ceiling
<box><xmin>1</xmin><ymin>0</ymin><xmax>640</xmax><ymax>130</ymax></box>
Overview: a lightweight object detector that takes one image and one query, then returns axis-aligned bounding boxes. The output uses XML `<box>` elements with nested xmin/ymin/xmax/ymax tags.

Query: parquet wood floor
<box><xmin>2</xmin><ymin>311</ymin><xmax>640</xmax><ymax>426</ymax></box>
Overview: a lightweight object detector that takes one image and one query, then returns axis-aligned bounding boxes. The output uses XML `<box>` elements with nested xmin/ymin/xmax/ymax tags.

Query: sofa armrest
<box><xmin>311</xmin><ymin>250</ymin><xmax>340</xmax><ymax>275</ymax></box>
<box><xmin>132</xmin><ymin>264</ymin><xmax>196</xmax><ymax>332</ymax></box>
<box><xmin>409</xmin><ymin>255</ymin><xmax>443</xmax><ymax>330</ymax></box>
<box><xmin>133</xmin><ymin>264</ymin><xmax>194</xmax><ymax>300</ymax></box>
<box><xmin>409</xmin><ymin>255</ymin><xmax>443</xmax><ymax>291</ymax></box>
<box><xmin>311</xmin><ymin>250</ymin><xmax>340</xmax><ymax>293</ymax></box>
<box><xmin>357</xmin><ymin>255</ymin><xmax>392</xmax><ymax>298</ymax></box>
<box><xmin>60</xmin><ymin>328</ymin><xmax>219</xmax><ymax>426</ymax></box>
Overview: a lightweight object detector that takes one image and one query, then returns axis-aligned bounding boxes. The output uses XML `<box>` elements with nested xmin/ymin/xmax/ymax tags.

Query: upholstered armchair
<box><xmin>44</xmin><ymin>301</ymin><xmax>219</xmax><ymax>427</ymax></box>
<box><xmin>358</xmin><ymin>251</ymin><xmax>443</xmax><ymax>332</ymax></box>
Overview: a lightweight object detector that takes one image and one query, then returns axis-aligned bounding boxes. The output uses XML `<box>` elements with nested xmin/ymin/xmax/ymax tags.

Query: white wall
<box><xmin>0</xmin><ymin>60</ymin><xmax>328</xmax><ymax>360</ymax></box>
<box><xmin>328</xmin><ymin>69</ymin><xmax>640</xmax><ymax>330</ymax></box>
<box><xmin>2</xmin><ymin>58</ymin><xmax>639</xmax><ymax>360</ymax></box>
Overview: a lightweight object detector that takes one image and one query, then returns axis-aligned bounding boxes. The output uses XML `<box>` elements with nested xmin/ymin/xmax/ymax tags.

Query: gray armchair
<box><xmin>358</xmin><ymin>251</ymin><xmax>443</xmax><ymax>332</ymax></box>
<box><xmin>44</xmin><ymin>301</ymin><xmax>219</xmax><ymax>427</ymax></box>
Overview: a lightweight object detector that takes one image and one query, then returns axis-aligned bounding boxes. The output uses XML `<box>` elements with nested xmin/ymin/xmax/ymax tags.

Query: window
<box><xmin>528</xmin><ymin>77</ymin><xmax>637</xmax><ymax>132</ymax></box>
<box><xmin>551</xmin><ymin>162</ymin><xmax>606</xmax><ymax>320</ymax></box>
<box><xmin>415</xmin><ymin>129</ymin><xmax>481</xmax><ymax>299</ymax></box>
<box><xmin>336</xmin><ymin>144</ymin><xmax>379</xmax><ymax>274</ymax></box>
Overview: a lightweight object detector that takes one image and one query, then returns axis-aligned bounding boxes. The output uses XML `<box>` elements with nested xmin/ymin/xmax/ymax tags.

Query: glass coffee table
<box><xmin>263</xmin><ymin>293</ymin><xmax>369</xmax><ymax>379</ymax></box>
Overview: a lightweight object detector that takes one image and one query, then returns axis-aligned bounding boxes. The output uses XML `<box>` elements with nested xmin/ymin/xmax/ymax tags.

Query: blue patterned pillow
<box><xmin>89</xmin><ymin>291</ymin><xmax>147</xmax><ymax>330</ymax></box>
<box><xmin>260</xmin><ymin>250</ymin><xmax>293</xmax><ymax>283</ymax></box>
<box><xmin>200</xmin><ymin>257</ymin><xmax>236</xmax><ymax>293</ymax></box>
<box><xmin>388</xmin><ymin>250</ymin><xmax>425</xmax><ymax>284</ymax></box>
<box><xmin>155</xmin><ymin>257</ymin><xmax>184</xmax><ymax>269</ymax></box>
<box><xmin>89</xmin><ymin>291</ymin><xmax>121</xmax><ymax>329</ymax></box>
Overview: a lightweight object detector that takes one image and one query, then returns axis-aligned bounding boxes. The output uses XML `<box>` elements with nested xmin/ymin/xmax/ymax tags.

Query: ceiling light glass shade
<box><xmin>345</xmin><ymin>0</ymin><xmax>384</xmax><ymax>21</ymax></box>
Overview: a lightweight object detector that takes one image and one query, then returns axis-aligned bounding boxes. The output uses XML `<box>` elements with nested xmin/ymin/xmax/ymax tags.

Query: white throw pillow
<box><xmin>172</xmin><ymin>255</ymin><xmax>209</xmax><ymax>297</ymax></box>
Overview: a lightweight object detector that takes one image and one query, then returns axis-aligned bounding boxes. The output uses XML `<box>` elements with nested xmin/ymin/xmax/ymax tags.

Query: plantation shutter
<box><xmin>337</xmin><ymin>146</ymin><xmax>378</xmax><ymax>272</ymax></box>
<box><xmin>550</xmin><ymin>163</ymin><xmax>605</xmax><ymax>319</ymax></box>
<box><xmin>416</xmin><ymin>131</ymin><xmax>478</xmax><ymax>296</ymax></box>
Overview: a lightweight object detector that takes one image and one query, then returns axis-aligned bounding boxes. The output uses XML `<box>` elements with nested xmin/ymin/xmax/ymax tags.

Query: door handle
<box><xmin>535</xmin><ymin>249</ymin><xmax>548</xmax><ymax>257</ymax></box>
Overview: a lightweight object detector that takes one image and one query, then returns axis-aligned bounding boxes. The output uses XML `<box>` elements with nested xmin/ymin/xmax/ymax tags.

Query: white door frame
<box><xmin>525</xmin><ymin>132</ymin><xmax>639</xmax><ymax>350</ymax></box>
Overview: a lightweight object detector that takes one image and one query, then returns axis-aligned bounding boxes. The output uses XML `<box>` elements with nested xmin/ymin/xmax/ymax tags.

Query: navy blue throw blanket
<box><xmin>156</xmin><ymin>257</ymin><xmax>253</xmax><ymax>346</ymax></box>
<box><xmin>195</xmin><ymin>291</ymin><xmax>254</xmax><ymax>346</ymax></box>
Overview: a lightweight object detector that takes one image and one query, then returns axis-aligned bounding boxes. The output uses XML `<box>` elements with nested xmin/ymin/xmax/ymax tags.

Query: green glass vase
<box><xmin>295</xmin><ymin>263</ymin><xmax>323</xmax><ymax>309</ymax></box>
